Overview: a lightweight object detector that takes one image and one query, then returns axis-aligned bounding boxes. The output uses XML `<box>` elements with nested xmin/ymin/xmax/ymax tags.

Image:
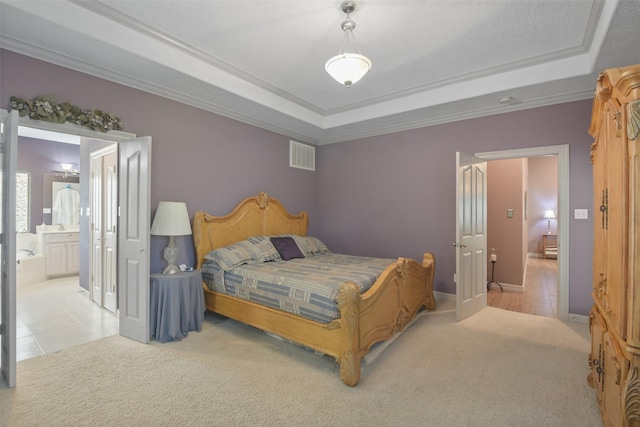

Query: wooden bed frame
<box><xmin>193</xmin><ymin>192</ymin><xmax>436</xmax><ymax>386</ymax></box>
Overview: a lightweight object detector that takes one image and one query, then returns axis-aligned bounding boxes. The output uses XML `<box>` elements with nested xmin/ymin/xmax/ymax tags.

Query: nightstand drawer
<box><xmin>542</xmin><ymin>234</ymin><xmax>557</xmax><ymax>259</ymax></box>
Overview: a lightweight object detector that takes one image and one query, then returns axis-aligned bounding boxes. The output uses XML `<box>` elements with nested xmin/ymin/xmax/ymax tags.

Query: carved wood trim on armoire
<box><xmin>588</xmin><ymin>64</ymin><xmax>640</xmax><ymax>427</ymax></box>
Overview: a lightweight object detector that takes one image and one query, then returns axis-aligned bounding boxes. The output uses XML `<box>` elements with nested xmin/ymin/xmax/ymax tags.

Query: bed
<box><xmin>193</xmin><ymin>192</ymin><xmax>436</xmax><ymax>386</ymax></box>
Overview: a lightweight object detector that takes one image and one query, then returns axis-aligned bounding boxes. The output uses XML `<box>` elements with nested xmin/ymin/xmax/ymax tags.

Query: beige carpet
<box><xmin>0</xmin><ymin>298</ymin><xmax>601</xmax><ymax>426</ymax></box>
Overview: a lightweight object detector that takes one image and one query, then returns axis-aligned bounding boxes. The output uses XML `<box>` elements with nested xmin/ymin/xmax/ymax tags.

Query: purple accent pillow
<box><xmin>270</xmin><ymin>236</ymin><xmax>304</xmax><ymax>261</ymax></box>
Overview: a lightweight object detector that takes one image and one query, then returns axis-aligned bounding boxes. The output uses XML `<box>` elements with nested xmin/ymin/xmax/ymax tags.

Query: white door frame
<box><xmin>1</xmin><ymin>109</ymin><xmax>18</xmax><ymax>387</ymax></box>
<box><xmin>16</xmin><ymin>119</ymin><xmax>141</xmax><ymax>303</ymax></box>
<box><xmin>475</xmin><ymin>144</ymin><xmax>569</xmax><ymax>321</ymax></box>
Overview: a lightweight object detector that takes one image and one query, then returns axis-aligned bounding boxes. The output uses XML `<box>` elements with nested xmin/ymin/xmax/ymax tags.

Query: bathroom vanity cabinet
<box><xmin>38</xmin><ymin>231</ymin><xmax>80</xmax><ymax>277</ymax></box>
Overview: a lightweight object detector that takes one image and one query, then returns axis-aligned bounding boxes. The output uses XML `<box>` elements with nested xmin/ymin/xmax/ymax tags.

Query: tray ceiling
<box><xmin>1</xmin><ymin>0</ymin><xmax>639</xmax><ymax>145</ymax></box>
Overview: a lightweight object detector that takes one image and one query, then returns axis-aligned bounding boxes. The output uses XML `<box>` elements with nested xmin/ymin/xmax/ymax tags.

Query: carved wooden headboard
<box><xmin>193</xmin><ymin>192</ymin><xmax>309</xmax><ymax>269</ymax></box>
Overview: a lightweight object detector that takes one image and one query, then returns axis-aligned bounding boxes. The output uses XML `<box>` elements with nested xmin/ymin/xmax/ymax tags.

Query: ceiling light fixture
<box><xmin>325</xmin><ymin>1</ymin><xmax>372</xmax><ymax>88</ymax></box>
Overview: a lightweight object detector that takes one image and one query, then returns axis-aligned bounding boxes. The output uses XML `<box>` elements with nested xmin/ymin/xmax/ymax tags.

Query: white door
<box><xmin>455</xmin><ymin>152</ymin><xmax>488</xmax><ymax>321</ymax></box>
<box><xmin>0</xmin><ymin>109</ymin><xmax>18</xmax><ymax>387</ymax></box>
<box><xmin>90</xmin><ymin>147</ymin><xmax>118</xmax><ymax>314</ymax></box>
<box><xmin>118</xmin><ymin>137</ymin><xmax>151</xmax><ymax>343</ymax></box>
<box><xmin>91</xmin><ymin>155</ymin><xmax>103</xmax><ymax>306</ymax></box>
<box><xmin>103</xmin><ymin>150</ymin><xmax>118</xmax><ymax>313</ymax></box>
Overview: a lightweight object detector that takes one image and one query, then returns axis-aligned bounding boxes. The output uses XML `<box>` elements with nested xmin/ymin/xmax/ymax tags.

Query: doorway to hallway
<box><xmin>475</xmin><ymin>144</ymin><xmax>569</xmax><ymax>321</ymax></box>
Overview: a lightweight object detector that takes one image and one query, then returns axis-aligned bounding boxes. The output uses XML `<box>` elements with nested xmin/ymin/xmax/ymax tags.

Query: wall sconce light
<box><xmin>58</xmin><ymin>163</ymin><xmax>79</xmax><ymax>178</ymax></box>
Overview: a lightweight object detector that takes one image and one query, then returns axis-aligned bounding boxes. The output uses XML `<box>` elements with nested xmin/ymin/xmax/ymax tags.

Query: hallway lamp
<box><xmin>150</xmin><ymin>201</ymin><xmax>192</xmax><ymax>274</ymax></box>
<box><xmin>543</xmin><ymin>209</ymin><xmax>556</xmax><ymax>234</ymax></box>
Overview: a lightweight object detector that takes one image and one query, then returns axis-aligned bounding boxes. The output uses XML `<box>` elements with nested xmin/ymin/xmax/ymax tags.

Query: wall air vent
<box><xmin>289</xmin><ymin>140</ymin><xmax>315</xmax><ymax>171</ymax></box>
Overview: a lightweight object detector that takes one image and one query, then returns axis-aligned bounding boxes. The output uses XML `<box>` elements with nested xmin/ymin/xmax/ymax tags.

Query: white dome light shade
<box><xmin>325</xmin><ymin>53</ymin><xmax>372</xmax><ymax>87</ymax></box>
<box><xmin>325</xmin><ymin>1</ymin><xmax>371</xmax><ymax>88</ymax></box>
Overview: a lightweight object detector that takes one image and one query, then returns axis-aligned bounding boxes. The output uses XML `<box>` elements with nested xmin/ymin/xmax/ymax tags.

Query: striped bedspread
<box><xmin>201</xmin><ymin>253</ymin><xmax>394</xmax><ymax>323</ymax></box>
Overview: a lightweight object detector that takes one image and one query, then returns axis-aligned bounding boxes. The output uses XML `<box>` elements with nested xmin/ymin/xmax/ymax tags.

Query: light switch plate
<box><xmin>507</xmin><ymin>209</ymin><xmax>514</xmax><ymax>218</ymax></box>
<box><xmin>574</xmin><ymin>209</ymin><xmax>588</xmax><ymax>219</ymax></box>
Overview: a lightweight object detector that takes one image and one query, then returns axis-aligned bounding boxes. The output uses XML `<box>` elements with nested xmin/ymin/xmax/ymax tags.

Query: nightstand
<box><xmin>542</xmin><ymin>234</ymin><xmax>558</xmax><ymax>259</ymax></box>
<box><xmin>150</xmin><ymin>270</ymin><xmax>205</xmax><ymax>343</ymax></box>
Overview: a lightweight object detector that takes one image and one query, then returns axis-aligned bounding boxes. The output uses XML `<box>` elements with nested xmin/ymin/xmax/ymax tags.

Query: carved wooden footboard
<box><xmin>194</xmin><ymin>192</ymin><xmax>436</xmax><ymax>386</ymax></box>
<box><xmin>332</xmin><ymin>253</ymin><xmax>436</xmax><ymax>385</ymax></box>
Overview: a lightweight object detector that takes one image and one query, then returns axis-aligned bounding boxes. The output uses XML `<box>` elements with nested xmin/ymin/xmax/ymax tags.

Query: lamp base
<box><xmin>162</xmin><ymin>264</ymin><xmax>181</xmax><ymax>274</ymax></box>
<box><xmin>162</xmin><ymin>235</ymin><xmax>180</xmax><ymax>275</ymax></box>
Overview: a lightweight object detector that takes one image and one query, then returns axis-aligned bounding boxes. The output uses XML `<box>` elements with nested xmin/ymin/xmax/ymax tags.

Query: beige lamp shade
<box><xmin>150</xmin><ymin>201</ymin><xmax>192</xmax><ymax>236</ymax></box>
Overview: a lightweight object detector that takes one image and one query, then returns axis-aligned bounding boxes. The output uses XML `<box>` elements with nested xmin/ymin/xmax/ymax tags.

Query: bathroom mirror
<box><xmin>42</xmin><ymin>174</ymin><xmax>79</xmax><ymax>225</ymax></box>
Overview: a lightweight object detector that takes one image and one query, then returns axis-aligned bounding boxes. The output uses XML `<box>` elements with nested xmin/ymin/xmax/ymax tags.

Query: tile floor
<box><xmin>16</xmin><ymin>276</ymin><xmax>118</xmax><ymax>361</ymax></box>
<box><xmin>487</xmin><ymin>256</ymin><xmax>558</xmax><ymax>317</ymax></box>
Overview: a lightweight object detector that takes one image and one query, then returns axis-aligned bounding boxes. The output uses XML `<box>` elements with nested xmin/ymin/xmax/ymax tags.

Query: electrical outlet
<box><xmin>507</xmin><ymin>209</ymin><xmax>514</xmax><ymax>218</ymax></box>
<box><xmin>574</xmin><ymin>209</ymin><xmax>588</xmax><ymax>219</ymax></box>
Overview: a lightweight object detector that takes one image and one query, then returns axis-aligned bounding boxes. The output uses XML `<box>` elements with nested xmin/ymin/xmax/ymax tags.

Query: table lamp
<box><xmin>150</xmin><ymin>201</ymin><xmax>192</xmax><ymax>274</ymax></box>
<box><xmin>543</xmin><ymin>209</ymin><xmax>556</xmax><ymax>234</ymax></box>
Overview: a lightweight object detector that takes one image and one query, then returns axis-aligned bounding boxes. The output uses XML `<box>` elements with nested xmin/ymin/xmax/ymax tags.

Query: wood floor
<box><xmin>488</xmin><ymin>256</ymin><xmax>558</xmax><ymax>317</ymax></box>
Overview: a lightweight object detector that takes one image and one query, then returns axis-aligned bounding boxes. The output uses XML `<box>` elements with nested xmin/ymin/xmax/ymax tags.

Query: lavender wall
<box><xmin>317</xmin><ymin>100</ymin><xmax>595</xmax><ymax>315</ymax></box>
<box><xmin>1</xmin><ymin>49</ymin><xmax>596</xmax><ymax>315</ymax></box>
<box><xmin>1</xmin><ymin>50</ymin><xmax>317</xmax><ymax>276</ymax></box>
<box><xmin>17</xmin><ymin>138</ymin><xmax>80</xmax><ymax>231</ymax></box>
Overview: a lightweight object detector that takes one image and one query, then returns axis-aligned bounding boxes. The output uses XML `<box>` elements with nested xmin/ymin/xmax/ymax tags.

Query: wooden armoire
<box><xmin>588</xmin><ymin>64</ymin><xmax>640</xmax><ymax>427</ymax></box>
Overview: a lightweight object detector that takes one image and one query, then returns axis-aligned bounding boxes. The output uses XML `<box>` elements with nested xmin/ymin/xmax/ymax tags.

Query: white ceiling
<box><xmin>1</xmin><ymin>0</ymin><xmax>639</xmax><ymax>145</ymax></box>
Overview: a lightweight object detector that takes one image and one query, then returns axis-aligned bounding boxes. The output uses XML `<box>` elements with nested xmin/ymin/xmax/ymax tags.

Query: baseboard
<box><xmin>497</xmin><ymin>283</ymin><xmax>524</xmax><ymax>293</ymax></box>
<box><xmin>568</xmin><ymin>313</ymin><xmax>589</xmax><ymax>323</ymax></box>
<box><xmin>434</xmin><ymin>291</ymin><xmax>455</xmax><ymax>303</ymax></box>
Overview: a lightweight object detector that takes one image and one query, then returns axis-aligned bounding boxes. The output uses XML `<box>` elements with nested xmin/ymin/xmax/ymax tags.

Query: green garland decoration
<box><xmin>9</xmin><ymin>95</ymin><xmax>123</xmax><ymax>132</ymax></box>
